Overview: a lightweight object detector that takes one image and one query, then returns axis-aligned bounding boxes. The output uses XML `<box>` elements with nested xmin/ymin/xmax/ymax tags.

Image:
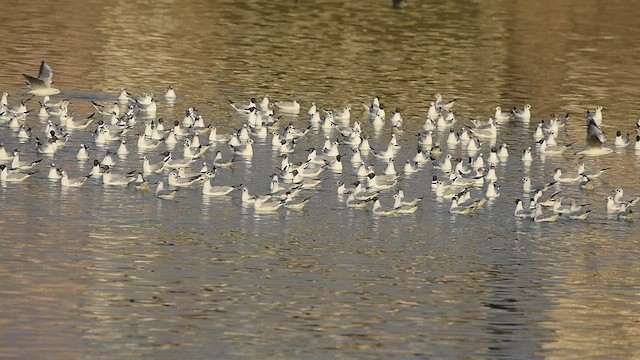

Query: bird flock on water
<box><xmin>1</xmin><ymin>60</ymin><xmax>638</xmax><ymax>221</ymax></box>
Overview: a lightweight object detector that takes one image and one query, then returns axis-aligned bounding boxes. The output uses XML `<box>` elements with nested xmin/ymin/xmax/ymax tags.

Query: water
<box><xmin>1</xmin><ymin>0</ymin><xmax>640</xmax><ymax>358</ymax></box>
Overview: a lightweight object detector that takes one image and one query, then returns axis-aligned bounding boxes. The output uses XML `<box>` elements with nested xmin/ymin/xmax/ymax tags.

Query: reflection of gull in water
<box><xmin>23</xmin><ymin>60</ymin><xmax>60</xmax><ymax>96</ymax></box>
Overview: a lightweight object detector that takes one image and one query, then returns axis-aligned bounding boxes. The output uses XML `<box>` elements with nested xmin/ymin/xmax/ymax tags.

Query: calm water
<box><xmin>0</xmin><ymin>0</ymin><xmax>640</xmax><ymax>359</ymax></box>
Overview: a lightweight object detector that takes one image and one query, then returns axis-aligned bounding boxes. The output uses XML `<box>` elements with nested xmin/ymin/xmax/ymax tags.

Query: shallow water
<box><xmin>1</xmin><ymin>0</ymin><xmax>640</xmax><ymax>359</ymax></box>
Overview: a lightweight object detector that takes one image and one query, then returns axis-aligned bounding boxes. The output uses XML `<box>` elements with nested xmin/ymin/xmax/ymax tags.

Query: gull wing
<box><xmin>38</xmin><ymin>60</ymin><xmax>54</xmax><ymax>86</ymax></box>
<box><xmin>22</xmin><ymin>74</ymin><xmax>46</xmax><ymax>89</ymax></box>
<box><xmin>586</xmin><ymin>119</ymin><xmax>606</xmax><ymax>148</ymax></box>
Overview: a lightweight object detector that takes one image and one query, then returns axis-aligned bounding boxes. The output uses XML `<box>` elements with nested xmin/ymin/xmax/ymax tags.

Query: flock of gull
<box><xmin>1</xmin><ymin>60</ymin><xmax>639</xmax><ymax>221</ymax></box>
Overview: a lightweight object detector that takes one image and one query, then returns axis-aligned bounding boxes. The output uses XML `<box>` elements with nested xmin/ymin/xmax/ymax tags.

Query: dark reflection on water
<box><xmin>0</xmin><ymin>0</ymin><xmax>639</xmax><ymax>359</ymax></box>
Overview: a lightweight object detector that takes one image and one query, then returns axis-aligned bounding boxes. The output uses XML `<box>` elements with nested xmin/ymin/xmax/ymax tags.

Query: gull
<box><xmin>128</xmin><ymin>92</ymin><xmax>153</xmax><ymax>106</ymax></box>
<box><xmin>446</xmin><ymin>128</ymin><xmax>460</xmax><ymax>146</ymax></box>
<box><xmin>16</xmin><ymin>125</ymin><xmax>32</xmax><ymax>140</ymax></box>
<box><xmin>344</xmin><ymin>191</ymin><xmax>371</xmax><ymax>208</ymax></box>
<box><xmin>538</xmin><ymin>139</ymin><xmax>572</xmax><ymax>155</ymax></box>
<box><xmin>352</xmin><ymin>181</ymin><xmax>380</xmax><ymax>201</ymax></box>
<box><xmin>256</xmin><ymin>95</ymin><xmax>270</xmax><ymax>112</ymax></box>
<box><xmin>532</xmin><ymin>204</ymin><xmax>561</xmax><ymax>223</ymax></box>
<box><xmin>613</xmin><ymin>188</ymin><xmax>640</xmax><ymax>206</ymax></box>
<box><xmin>36</xmin><ymin>137</ymin><xmax>60</xmax><ymax>155</ymax></box>
<box><xmin>606</xmin><ymin>196</ymin><xmax>625</xmax><ymax>213</ymax></box>
<box><xmin>468</xmin><ymin>118</ymin><xmax>497</xmax><ymax>139</ymax></box>
<box><xmin>336</xmin><ymin>180</ymin><xmax>351</xmax><ymax>195</ymax></box>
<box><xmin>212</xmin><ymin>151</ymin><xmax>235</xmax><ymax>169</ymax></box>
<box><xmin>60</xmin><ymin>171</ymin><xmax>91</xmax><ymax>188</ymax></box>
<box><xmin>168</xmin><ymin>171</ymin><xmax>205</xmax><ymax>187</ymax></box>
<box><xmin>568</xmin><ymin>209</ymin><xmax>592</xmax><ymax>221</ymax></box>
<box><xmin>466</xmin><ymin>136</ymin><xmax>482</xmax><ymax>153</ymax></box>
<box><xmin>64</xmin><ymin>113</ymin><xmax>94</xmax><ymax>130</ymax></box>
<box><xmin>0</xmin><ymin>164</ymin><xmax>31</xmax><ymax>182</ymax></box>
<box><xmin>23</xmin><ymin>60</ymin><xmax>60</xmax><ymax>96</ymax></box>
<box><xmin>177</xmin><ymin>164</ymin><xmax>206</xmax><ymax>179</ymax></box>
<box><xmin>44</xmin><ymin>96</ymin><xmax>68</xmax><ymax>111</ymax></box>
<box><xmin>578</xmin><ymin>175</ymin><xmax>595</xmax><ymax>191</ymax></box>
<box><xmin>365</xmin><ymin>173</ymin><xmax>397</xmax><ymax>192</ymax></box>
<box><xmin>616</xmin><ymin>204</ymin><xmax>634</xmax><ymax>221</ymax></box>
<box><xmin>37</xmin><ymin>101</ymin><xmax>49</xmax><ymax>118</ymax></box>
<box><xmin>371</xmin><ymin>197</ymin><xmax>399</xmax><ymax>216</ymax></box>
<box><xmin>208</xmin><ymin>126</ymin><xmax>232</xmax><ymax>143</ymax></box>
<box><xmin>117</xmin><ymin>88</ymin><xmax>130</xmax><ymax>103</ymax></box>
<box><xmin>102</xmin><ymin>167</ymin><xmax>137</xmax><ymax>186</ymax></box>
<box><xmin>137</xmin><ymin>132</ymin><xmax>163</xmax><ymax>150</ymax></box>
<box><xmin>89</xmin><ymin>160</ymin><xmax>107</xmax><ymax>177</ymax></box>
<box><xmin>202</xmin><ymin>172</ymin><xmax>242</xmax><ymax>196</ymax></box>
<box><xmin>433</xmin><ymin>154</ymin><xmax>454</xmax><ymax>173</ymax></box>
<box><xmin>512</xmin><ymin>104</ymin><xmax>532</xmax><ymax>122</ymax></box>
<box><xmin>533</xmin><ymin>123</ymin><xmax>545</xmax><ymax>140</ymax></box>
<box><xmin>362</xmin><ymin>96</ymin><xmax>380</xmax><ymax>115</ymax></box>
<box><xmin>553</xmin><ymin>168</ymin><xmax>581</xmax><ymax>184</ymax></box>
<box><xmin>283</xmin><ymin>192</ymin><xmax>312</xmax><ymax>210</ymax></box>
<box><xmin>522</xmin><ymin>176</ymin><xmax>555</xmax><ymax>193</ymax></box>
<box><xmin>436</xmin><ymin>109</ymin><xmax>456</xmax><ymax>128</ymax></box>
<box><xmin>531</xmin><ymin>187</ymin><xmax>561</xmax><ymax>209</ymax></box>
<box><xmin>307</xmin><ymin>102</ymin><xmax>317</xmax><ymax>116</ymax></box>
<box><xmin>586</xmin><ymin>106</ymin><xmax>603</xmax><ymax>127</ymax></box>
<box><xmin>392</xmin><ymin>193</ymin><xmax>418</xmax><ymax>214</ymax></box>
<box><xmin>0</xmin><ymin>144</ymin><xmax>14</xmax><ymax>161</ymax></box>
<box><xmin>134</xmin><ymin>97</ymin><xmax>157</xmax><ymax>115</ymax></box>
<box><xmin>434</xmin><ymin>93</ymin><xmax>456</xmax><ymax>112</ymax></box>
<box><xmin>116</xmin><ymin>139</ymin><xmax>129</xmax><ymax>156</ymax></box>
<box><xmin>550</xmin><ymin>197</ymin><xmax>587</xmax><ymax>214</ymax></box>
<box><xmin>73</xmin><ymin>143</ymin><xmax>90</xmax><ymax>162</ymax></box>
<box><xmin>134</xmin><ymin>173</ymin><xmax>149</xmax><ymax>192</ymax></box>
<box><xmin>164</xmin><ymin>85</ymin><xmax>176</xmax><ymax>101</ymax></box>
<box><xmin>485</xmin><ymin>165</ymin><xmax>497</xmax><ymax>181</ymax></box>
<box><xmin>417</xmin><ymin>131</ymin><xmax>434</xmax><ymax>148</ymax></box>
<box><xmin>494</xmin><ymin>106</ymin><xmax>512</xmax><ymax>122</ymax></box>
<box><xmin>241</xmin><ymin>187</ymin><xmax>271</xmax><ymax>205</ymax></box>
<box><xmin>576</xmin><ymin>118</ymin><xmax>612</xmax><ymax>156</ymax></box>
<box><xmin>514</xmin><ymin>199</ymin><xmax>534</xmax><ymax>218</ymax></box>
<box><xmin>10</xmin><ymin>150</ymin><xmax>42</xmax><ymax>170</ymax></box>
<box><xmin>275</xmin><ymin>99</ymin><xmax>301</xmax><ymax>114</ymax></box>
<box><xmin>47</xmin><ymin>163</ymin><xmax>62</xmax><ymax>180</ymax></box>
<box><xmin>325</xmin><ymin>154</ymin><xmax>343</xmax><ymax>173</ymax></box>
<box><xmin>334</xmin><ymin>105</ymin><xmax>351</xmax><ymax>122</ymax></box>
<box><xmin>577</xmin><ymin>162</ymin><xmax>609</xmax><ymax>178</ymax></box>
<box><xmin>155</xmin><ymin>181</ymin><xmax>179</xmax><ymax>200</ymax></box>
<box><xmin>253</xmin><ymin>197</ymin><xmax>286</xmax><ymax>213</ymax></box>
<box><xmin>92</xmin><ymin>101</ymin><xmax>120</xmax><ymax>116</ymax></box>
<box><xmin>449</xmin><ymin>196</ymin><xmax>482</xmax><ymax>215</ymax></box>
<box><xmin>229</xmin><ymin>97</ymin><xmax>256</xmax><ymax>113</ymax></box>
<box><xmin>403</xmin><ymin>159</ymin><xmax>419</xmax><ymax>174</ymax></box>
<box><xmin>614</xmin><ymin>130</ymin><xmax>630</xmax><ymax>147</ymax></box>
<box><xmin>389</xmin><ymin>107</ymin><xmax>403</xmax><ymax>128</ymax></box>
<box><xmin>7</xmin><ymin>99</ymin><xmax>29</xmax><ymax>117</ymax></box>
<box><xmin>230</xmin><ymin>138</ymin><xmax>254</xmax><ymax>157</ymax></box>
<box><xmin>396</xmin><ymin>189</ymin><xmax>423</xmax><ymax>207</ymax></box>
<box><xmin>101</xmin><ymin>150</ymin><xmax>115</xmax><ymax>167</ymax></box>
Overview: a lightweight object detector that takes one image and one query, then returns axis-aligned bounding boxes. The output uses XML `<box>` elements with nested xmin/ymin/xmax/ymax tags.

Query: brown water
<box><xmin>0</xmin><ymin>0</ymin><xmax>639</xmax><ymax>359</ymax></box>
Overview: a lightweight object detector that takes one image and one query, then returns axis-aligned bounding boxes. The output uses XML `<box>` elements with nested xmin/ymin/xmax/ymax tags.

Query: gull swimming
<box><xmin>0</xmin><ymin>164</ymin><xmax>31</xmax><ymax>182</ymax></box>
